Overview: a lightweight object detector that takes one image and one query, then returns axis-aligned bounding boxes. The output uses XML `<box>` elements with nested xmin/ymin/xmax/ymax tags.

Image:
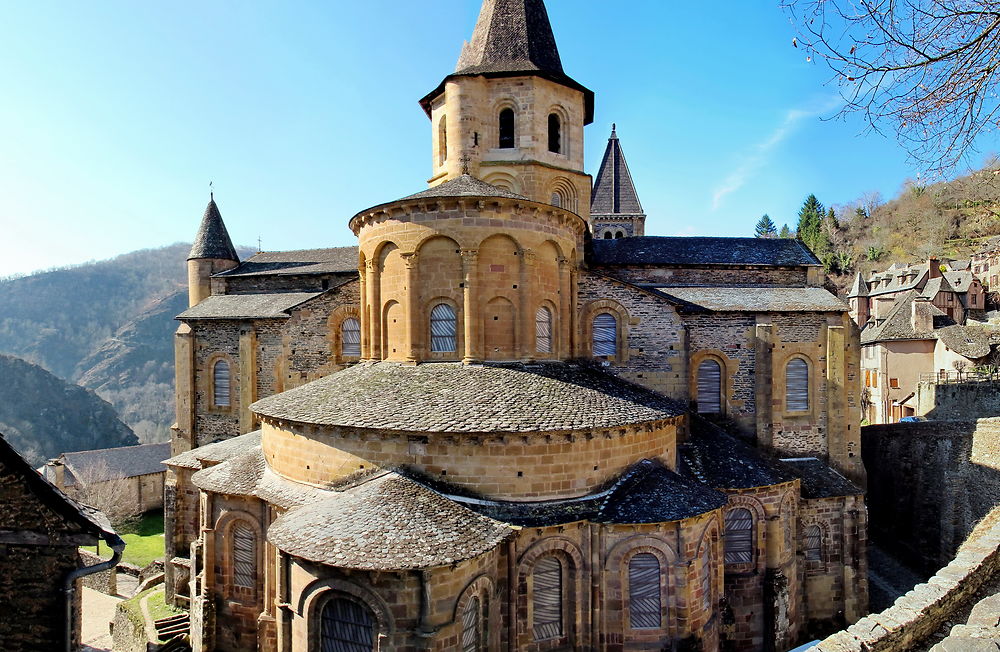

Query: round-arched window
<box><xmin>213</xmin><ymin>359</ymin><xmax>230</xmax><ymax>407</ymax></box>
<box><xmin>548</xmin><ymin>113</ymin><xmax>562</xmax><ymax>154</ymax></box>
<box><xmin>320</xmin><ymin>597</ymin><xmax>375</xmax><ymax>652</ymax></box>
<box><xmin>536</xmin><ymin>306</ymin><xmax>552</xmax><ymax>353</ymax></box>
<box><xmin>499</xmin><ymin>108</ymin><xmax>515</xmax><ymax>149</ymax></box>
<box><xmin>430</xmin><ymin>303</ymin><xmax>457</xmax><ymax>353</ymax></box>
<box><xmin>341</xmin><ymin>318</ymin><xmax>361</xmax><ymax>357</ymax></box>
<box><xmin>592</xmin><ymin>313</ymin><xmax>617</xmax><ymax>357</ymax></box>
<box><xmin>786</xmin><ymin>358</ymin><xmax>810</xmax><ymax>411</ymax></box>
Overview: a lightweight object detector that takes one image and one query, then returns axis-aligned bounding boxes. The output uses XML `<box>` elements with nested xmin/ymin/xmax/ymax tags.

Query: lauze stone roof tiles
<box><xmin>217</xmin><ymin>247</ymin><xmax>359</xmax><ymax>277</ymax></box>
<box><xmin>649</xmin><ymin>286</ymin><xmax>847</xmax><ymax>313</ymax></box>
<box><xmin>176</xmin><ymin>292</ymin><xmax>325</xmax><ymax>320</ymax></box>
<box><xmin>590</xmin><ymin>236</ymin><xmax>822</xmax><ymax>267</ymax></box>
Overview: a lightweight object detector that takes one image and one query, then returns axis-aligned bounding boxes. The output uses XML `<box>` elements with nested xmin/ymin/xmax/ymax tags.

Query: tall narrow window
<box><xmin>548</xmin><ymin>113</ymin><xmax>562</xmax><ymax>153</ymax></box>
<box><xmin>499</xmin><ymin>108</ymin><xmax>515</xmax><ymax>148</ymax></box>
<box><xmin>430</xmin><ymin>303</ymin><xmax>457</xmax><ymax>353</ymax></box>
<box><xmin>232</xmin><ymin>523</ymin><xmax>255</xmax><ymax>589</ymax></box>
<box><xmin>697</xmin><ymin>359</ymin><xmax>722</xmax><ymax>414</ymax></box>
<box><xmin>628</xmin><ymin>553</ymin><xmax>661</xmax><ymax>629</ymax></box>
<box><xmin>700</xmin><ymin>547</ymin><xmax>713</xmax><ymax>612</ymax></box>
<box><xmin>786</xmin><ymin>358</ymin><xmax>810</xmax><ymax>411</ymax></box>
<box><xmin>804</xmin><ymin>525</ymin><xmax>823</xmax><ymax>562</ymax></box>
<box><xmin>438</xmin><ymin>116</ymin><xmax>448</xmax><ymax>166</ymax></box>
<box><xmin>532</xmin><ymin>557</ymin><xmax>563</xmax><ymax>640</ymax></box>
<box><xmin>461</xmin><ymin>596</ymin><xmax>481</xmax><ymax>652</ymax></box>
<box><xmin>593</xmin><ymin>313</ymin><xmax>617</xmax><ymax>357</ymax></box>
<box><xmin>342</xmin><ymin>318</ymin><xmax>361</xmax><ymax>357</ymax></box>
<box><xmin>320</xmin><ymin>597</ymin><xmax>375</xmax><ymax>652</ymax></box>
<box><xmin>724</xmin><ymin>508</ymin><xmax>754</xmax><ymax>565</ymax></box>
<box><xmin>551</xmin><ymin>192</ymin><xmax>562</xmax><ymax>208</ymax></box>
<box><xmin>603</xmin><ymin>231</ymin><xmax>613</xmax><ymax>239</ymax></box>
<box><xmin>536</xmin><ymin>306</ymin><xmax>552</xmax><ymax>353</ymax></box>
<box><xmin>213</xmin><ymin>360</ymin><xmax>230</xmax><ymax>407</ymax></box>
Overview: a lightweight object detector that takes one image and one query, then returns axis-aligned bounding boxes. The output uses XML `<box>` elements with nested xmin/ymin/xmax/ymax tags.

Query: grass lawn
<box><xmin>120</xmin><ymin>586</ymin><xmax>186</xmax><ymax>642</ymax></box>
<box><xmin>82</xmin><ymin>511</ymin><xmax>165</xmax><ymax>568</ymax></box>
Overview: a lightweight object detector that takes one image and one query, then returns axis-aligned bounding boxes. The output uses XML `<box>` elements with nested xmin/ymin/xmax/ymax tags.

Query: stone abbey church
<box><xmin>164</xmin><ymin>1</ymin><xmax>869</xmax><ymax>650</ymax></box>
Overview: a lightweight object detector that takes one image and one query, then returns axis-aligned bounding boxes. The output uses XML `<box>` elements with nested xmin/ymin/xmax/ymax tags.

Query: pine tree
<box><xmin>779</xmin><ymin>224</ymin><xmax>792</xmax><ymax>238</ymax></box>
<box><xmin>796</xmin><ymin>194</ymin><xmax>825</xmax><ymax>249</ymax></box>
<box><xmin>754</xmin><ymin>214</ymin><xmax>778</xmax><ymax>238</ymax></box>
<box><xmin>826</xmin><ymin>207</ymin><xmax>839</xmax><ymax>230</ymax></box>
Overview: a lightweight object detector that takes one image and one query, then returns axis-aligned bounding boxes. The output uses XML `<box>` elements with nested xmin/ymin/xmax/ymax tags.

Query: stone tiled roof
<box><xmin>217</xmin><ymin>247</ymin><xmax>358</xmax><ymax>277</ymax></box>
<box><xmin>943</xmin><ymin>271</ymin><xmax>975</xmax><ymax>293</ymax></box>
<box><xmin>780</xmin><ymin>458</ymin><xmax>862</xmax><ymax>499</ymax></box>
<box><xmin>165</xmin><ymin>431</ymin><xmax>262</xmax><ymax>470</ymax></box>
<box><xmin>861</xmin><ymin>291</ymin><xmax>953</xmax><ymax>344</ymax></box>
<box><xmin>848</xmin><ymin>272</ymin><xmax>869</xmax><ymax>298</ymax></box>
<box><xmin>267</xmin><ymin>471</ymin><xmax>512</xmax><ymax>570</ymax></box>
<box><xmin>189</xmin><ymin>197</ymin><xmax>239</xmax><ymax>262</ymax></box>
<box><xmin>949</xmin><ymin>259</ymin><xmax>971</xmax><ymax>271</ymax></box>
<box><xmin>648</xmin><ymin>287</ymin><xmax>847</xmax><ymax>313</ymax></box>
<box><xmin>935</xmin><ymin>324</ymin><xmax>995</xmax><ymax>359</ymax></box>
<box><xmin>455</xmin><ymin>0</ymin><xmax>563</xmax><ymax>76</ymax></box>
<box><xmin>401</xmin><ymin>174</ymin><xmax>528</xmax><ymax>202</ymax></box>
<box><xmin>589</xmin><ymin>237</ymin><xmax>821</xmax><ymax>267</ymax></box>
<box><xmin>52</xmin><ymin>442</ymin><xmax>171</xmax><ymax>487</ymax></box>
<box><xmin>176</xmin><ymin>292</ymin><xmax>324</xmax><ymax>320</ymax></box>
<box><xmin>191</xmin><ymin>444</ymin><xmax>327</xmax><ymax>510</ymax></box>
<box><xmin>251</xmin><ymin>361</ymin><xmax>683</xmax><ymax>433</ymax></box>
<box><xmin>680</xmin><ymin>420</ymin><xmax>797</xmax><ymax>490</ymax></box>
<box><xmin>864</xmin><ymin>264</ymin><xmax>927</xmax><ymax>297</ymax></box>
<box><xmin>591</xmin><ymin>125</ymin><xmax>643</xmax><ymax>216</ymax></box>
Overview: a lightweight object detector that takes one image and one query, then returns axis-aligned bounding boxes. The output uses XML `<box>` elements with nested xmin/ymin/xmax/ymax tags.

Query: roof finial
<box><xmin>209</xmin><ymin>180</ymin><xmax>214</xmax><ymax>201</ymax></box>
<box><xmin>611</xmin><ymin>123</ymin><xmax>618</xmax><ymax>139</ymax></box>
<box><xmin>460</xmin><ymin>154</ymin><xmax>471</xmax><ymax>175</ymax></box>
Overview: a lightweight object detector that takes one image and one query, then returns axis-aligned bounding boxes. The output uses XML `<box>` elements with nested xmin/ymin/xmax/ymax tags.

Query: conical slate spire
<box><xmin>847</xmin><ymin>271</ymin><xmax>869</xmax><ymax>298</ymax></box>
<box><xmin>188</xmin><ymin>195</ymin><xmax>239</xmax><ymax>262</ymax></box>
<box><xmin>455</xmin><ymin>0</ymin><xmax>564</xmax><ymax>76</ymax></box>
<box><xmin>591</xmin><ymin>125</ymin><xmax>643</xmax><ymax>215</ymax></box>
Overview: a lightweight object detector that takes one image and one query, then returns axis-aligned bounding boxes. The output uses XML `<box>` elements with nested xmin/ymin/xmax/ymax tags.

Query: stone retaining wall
<box><xmin>79</xmin><ymin>549</ymin><xmax>117</xmax><ymax>595</ymax></box>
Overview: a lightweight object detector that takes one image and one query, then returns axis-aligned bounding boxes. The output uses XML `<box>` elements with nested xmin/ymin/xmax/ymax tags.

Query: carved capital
<box><xmin>400</xmin><ymin>252</ymin><xmax>419</xmax><ymax>270</ymax></box>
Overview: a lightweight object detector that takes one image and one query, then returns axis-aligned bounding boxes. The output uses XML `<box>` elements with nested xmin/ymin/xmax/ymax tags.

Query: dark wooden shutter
<box><xmin>593</xmin><ymin>313</ymin><xmax>617</xmax><ymax>357</ymax></box>
<box><xmin>532</xmin><ymin>557</ymin><xmax>563</xmax><ymax>640</ymax></box>
<box><xmin>697</xmin><ymin>359</ymin><xmax>722</xmax><ymax>414</ymax></box>
<box><xmin>700</xmin><ymin>548</ymin><xmax>713</xmax><ymax>611</ymax></box>
<box><xmin>804</xmin><ymin>525</ymin><xmax>822</xmax><ymax>562</ymax></box>
<box><xmin>430</xmin><ymin>304</ymin><xmax>457</xmax><ymax>352</ymax></box>
<box><xmin>724</xmin><ymin>508</ymin><xmax>754</xmax><ymax>565</ymax></box>
<box><xmin>341</xmin><ymin>318</ymin><xmax>361</xmax><ymax>357</ymax></box>
<box><xmin>536</xmin><ymin>307</ymin><xmax>552</xmax><ymax>353</ymax></box>
<box><xmin>786</xmin><ymin>358</ymin><xmax>809</xmax><ymax>411</ymax></box>
<box><xmin>628</xmin><ymin>553</ymin><xmax>661</xmax><ymax>629</ymax></box>
<box><xmin>232</xmin><ymin>523</ymin><xmax>255</xmax><ymax>589</ymax></box>
<box><xmin>461</xmin><ymin>596</ymin><xmax>481</xmax><ymax>652</ymax></box>
<box><xmin>213</xmin><ymin>360</ymin><xmax>230</xmax><ymax>407</ymax></box>
<box><xmin>321</xmin><ymin>598</ymin><xmax>376</xmax><ymax>652</ymax></box>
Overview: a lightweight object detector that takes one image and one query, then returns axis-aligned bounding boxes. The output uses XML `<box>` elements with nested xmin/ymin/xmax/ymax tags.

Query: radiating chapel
<box><xmin>164</xmin><ymin>1</ymin><xmax>869</xmax><ymax>650</ymax></box>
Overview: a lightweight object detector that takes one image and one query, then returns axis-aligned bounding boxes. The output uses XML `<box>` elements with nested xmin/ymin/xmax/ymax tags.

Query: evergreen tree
<box><xmin>796</xmin><ymin>194</ymin><xmax>825</xmax><ymax>248</ymax></box>
<box><xmin>754</xmin><ymin>214</ymin><xmax>778</xmax><ymax>238</ymax></box>
<box><xmin>826</xmin><ymin>207</ymin><xmax>839</xmax><ymax>230</ymax></box>
<box><xmin>779</xmin><ymin>224</ymin><xmax>792</xmax><ymax>238</ymax></box>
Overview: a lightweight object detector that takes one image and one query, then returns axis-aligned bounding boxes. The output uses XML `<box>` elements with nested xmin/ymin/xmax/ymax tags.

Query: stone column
<box><xmin>519</xmin><ymin>249</ymin><xmax>536</xmax><ymax>360</ymax></box>
<box><xmin>557</xmin><ymin>257</ymin><xmax>571</xmax><ymax>358</ymax></box>
<box><xmin>358</xmin><ymin>266</ymin><xmax>368</xmax><ymax>358</ymax></box>
<box><xmin>402</xmin><ymin>252</ymin><xmax>420</xmax><ymax>363</ymax></box>
<box><xmin>755</xmin><ymin>322</ymin><xmax>775</xmax><ymax>450</ymax></box>
<box><xmin>461</xmin><ymin>249</ymin><xmax>480</xmax><ymax>363</ymax></box>
<box><xmin>826</xmin><ymin>324</ymin><xmax>848</xmax><ymax>473</ymax></box>
<box><xmin>239</xmin><ymin>325</ymin><xmax>258</xmax><ymax>434</ymax></box>
<box><xmin>365</xmin><ymin>259</ymin><xmax>380</xmax><ymax>360</ymax></box>
<box><xmin>173</xmin><ymin>323</ymin><xmax>196</xmax><ymax>454</ymax></box>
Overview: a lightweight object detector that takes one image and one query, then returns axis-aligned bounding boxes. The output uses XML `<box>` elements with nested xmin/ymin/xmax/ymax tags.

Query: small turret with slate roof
<box><xmin>187</xmin><ymin>194</ymin><xmax>240</xmax><ymax>307</ymax></box>
<box><xmin>591</xmin><ymin>124</ymin><xmax>646</xmax><ymax>238</ymax></box>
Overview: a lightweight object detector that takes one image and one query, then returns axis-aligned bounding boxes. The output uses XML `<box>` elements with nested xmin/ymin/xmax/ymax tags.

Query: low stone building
<box><xmin>41</xmin><ymin>441</ymin><xmax>171</xmax><ymax>513</ymax></box>
<box><xmin>0</xmin><ymin>433</ymin><xmax>123</xmax><ymax>651</ymax></box>
<box><xmin>163</xmin><ymin>1</ymin><xmax>869</xmax><ymax>650</ymax></box>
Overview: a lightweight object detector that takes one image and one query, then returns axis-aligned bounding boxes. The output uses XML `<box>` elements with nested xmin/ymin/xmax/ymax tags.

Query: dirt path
<box><xmin>80</xmin><ymin>587</ymin><xmax>121</xmax><ymax>652</ymax></box>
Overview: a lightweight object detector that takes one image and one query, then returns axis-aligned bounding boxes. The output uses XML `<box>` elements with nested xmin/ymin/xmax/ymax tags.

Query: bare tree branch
<box><xmin>70</xmin><ymin>460</ymin><xmax>140</xmax><ymax>529</ymax></box>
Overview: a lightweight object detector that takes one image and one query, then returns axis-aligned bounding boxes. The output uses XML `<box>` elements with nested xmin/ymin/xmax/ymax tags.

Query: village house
<box><xmin>163</xmin><ymin>1</ymin><xmax>869</xmax><ymax>650</ymax></box>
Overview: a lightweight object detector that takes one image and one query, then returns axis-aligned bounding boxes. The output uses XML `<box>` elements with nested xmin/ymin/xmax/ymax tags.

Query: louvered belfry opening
<box><xmin>320</xmin><ymin>597</ymin><xmax>376</xmax><ymax>652</ymax></box>
<box><xmin>461</xmin><ymin>596</ymin><xmax>482</xmax><ymax>652</ymax></box>
<box><xmin>593</xmin><ymin>313</ymin><xmax>617</xmax><ymax>356</ymax></box>
<box><xmin>700</xmin><ymin>547</ymin><xmax>713</xmax><ymax>611</ymax></box>
<box><xmin>213</xmin><ymin>360</ymin><xmax>230</xmax><ymax>407</ymax></box>
<box><xmin>724</xmin><ymin>508</ymin><xmax>754</xmax><ymax>565</ymax></box>
<box><xmin>804</xmin><ymin>525</ymin><xmax>823</xmax><ymax>561</ymax></box>
<box><xmin>341</xmin><ymin>318</ymin><xmax>361</xmax><ymax>357</ymax></box>
<box><xmin>532</xmin><ymin>556</ymin><xmax>563</xmax><ymax>640</ymax></box>
<box><xmin>786</xmin><ymin>358</ymin><xmax>809</xmax><ymax>411</ymax></box>
<box><xmin>628</xmin><ymin>553</ymin><xmax>661</xmax><ymax>629</ymax></box>
<box><xmin>232</xmin><ymin>523</ymin><xmax>255</xmax><ymax>589</ymax></box>
<box><xmin>535</xmin><ymin>306</ymin><xmax>552</xmax><ymax>353</ymax></box>
<box><xmin>430</xmin><ymin>303</ymin><xmax>457</xmax><ymax>352</ymax></box>
<box><xmin>696</xmin><ymin>359</ymin><xmax>722</xmax><ymax>414</ymax></box>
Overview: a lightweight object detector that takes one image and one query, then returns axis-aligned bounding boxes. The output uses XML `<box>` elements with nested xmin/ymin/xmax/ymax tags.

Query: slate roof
<box><xmin>589</xmin><ymin>237</ymin><xmax>821</xmax><ymax>267</ymax></box>
<box><xmin>189</xmin><ymin>197</ymin><xmax>239</xmax><ymax>262</ymax></box>
<box><xmin>780</xmin><ymin>458</ymin><xmax>862</xmax><ymax>499</ymax></box>
<box><xmin>164</xmin><ymin>431</ymin><xmax>262</xmax><ymax>470</ymax></box>
<box><xmin>848</xmin><ymin>272</ymin><xmax>869</xmax><ymax>298</ymax></box>
<box><xmin>401</xmin><ymin>174</ymin><xmax>528</xmax><ymax>202</ymax></box>
<box><xmin>935</xmin><ymin>324</ymin><xmax>995</xmax><ymax>359</ymax></box>
<box><xmin>176</xmin><ymin>292</ymin><xmax>325</xmax><ymax>320</ymax></box>
<box><xmin>648</xmin><ymin>287</ymin><xmax>847</xmax><ymax>313</ymax></box>
<box><xmin>267</xmin><ymin>471</ymin><xmax>513</xmax><ymax>570</ymax></box>
<box><xmin>861</xmin><ymin>291</ymin><xmax>952</xmax><ymax>344</ymax></box>
<box><xmin>949</xmin><ymin>259</ymin><xmax>971</xmax><ymax>271</ymax></box>
<box><xmin>943</xmin><ymin>271</ymin><xmax>975</xmax><ymax>293</ymax></box>
<box><xmin>863</xmin><ymin>264</ymin><xmax>927</xmax><ymax>297</ymax></box>
<box><xmin>46</xmin><ymin>442</ymin><xmax>171</xmax><ymax>487</ymax></box>
<box><xmin>591</xmin><ymin>125</ymin><xmax>643</xmax><ymax>216</ymax></box>
<box><xmin>218</xmin><ymin>247</ymin><xmax>358</xmax><ymax>277</ymax></box>
<box><xmin>251</xmin><ymin>361</ymin><xmax>683</xmax><ymax>433</ymax></box>
<box><xmin>680</xmin><ymin>420</ymin><xmax>797</xmax><ymax>490</ymax></box>
<box><xmin>190</xmin><ymin>444</ymin><xmax>327</xmax><ymax>510</ymax></box>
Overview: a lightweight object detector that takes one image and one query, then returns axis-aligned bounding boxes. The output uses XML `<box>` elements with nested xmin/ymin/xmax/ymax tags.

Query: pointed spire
<box><xmin>591</xmin><ymin>125</ymin><xmax>643</xmax><ymax>215</ymax></box>
<box><xmin>847</xmin><ymin>271</ymin><xmax>869</xmax><ymax>298</ymax></box>
<box><xmin>455</xmin><ymin>0</ymin><xmax>563</xmax><ymax>76</ymax></box>
<box><xmin>188</xmin><ymin>196</ymin><xmax>239</xmax><ymax>262</ymax></box>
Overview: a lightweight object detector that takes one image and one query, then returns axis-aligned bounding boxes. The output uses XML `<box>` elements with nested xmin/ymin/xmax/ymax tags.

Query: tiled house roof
<box><xmin>861</xmin><ymin>291</ymin><xmax>952</xmax><ymax>344</ymax></box>
<box><xmin>589</xmin><ymin>237</ymin><xmax>821</xmax><ymax>267</ymax></box>
<box><xmin>45</xmin><ymin>442</ymin><xmax>171</xmax><ymax>488</ymax></box>
<box><xmin>679</xmin><ymin>420</ymin><xmax>797</xmax><ymax>490</ymax></box>
<box><xmin>251</xmin><ymin>361</ymin><xmax>683</xmax><ymax>432</ymax></box>
<box><xmin>189</xmin><ymin>197</ymin><xmax>239</xmax><ymax>262</ymax></box>
<box><xmin>175</xmin><ymin>292</ymin><xmax>326</xmax><ymax>320</ymax></box>
<box><xmin>165</xmin><ymin>431</ymin><xmax>262</xmax><ymax>470</ymax></box>
<box><xmin>848</xmin><ymin>272</ymin><xmax>869</xmax><ymax>298</ymax></box>
<box><xmin>217</xmin><ymin>247</ymin><xmax>358</xmax><ymax>277</ymax></box>
<box><xmin>591</xmin><ymin>125</ymin><xmax>643</xmax><ymax>215</ymax></box>
<box><xmin>781</xmin><ymin>458</ymin><xmax>862</xmax><ymax>499</ymax></box>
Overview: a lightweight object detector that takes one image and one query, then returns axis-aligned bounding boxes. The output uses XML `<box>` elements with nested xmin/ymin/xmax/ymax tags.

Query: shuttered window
<box><xmin>341</xmin><ymin>318</ymin><xmax>361</xmax><ymax>357</ymax></box>
<box><xmin>786</xmin><ymin>358</ymin><xmax>810</xmax><ymax>411</ymax></box>
<box><xmin>213</xmin><ymin>360</ymin><xmax>230</xmax><ymax>407</ymax></box>
<box><xmin>724</xmin><ymin>508</ymin><xmax>754</xmax><ymax>565</ymax></box>
<box><xmin>320</xmin><ymin>597</ymin><xmax>375</xmax><ymax>652</ymax></box>
<box><xmin>593</xmin><ymin>313</ymin><xmax>617</xmax><ymax>357</ymax></box>
<box><xmin>697</xmin><ymin>359</ymin><xmax>722</xmax><ymax>414</ymax></box>
<box><xmin>532</xmin><ymin>557</ymin><xmax>563</xmax><ymax>640</ymax></box>
<box><xmin>700</xmin><ymin>547</ymin><xmax>713</xmax><ymax>612</ymax></box>
<box><xmin>232</xmin><ymin>523</ymin><xmax>255</xmax><ymax>589</ymax></box>
<box><xmin>536</xmin><ymin>307</ymin><xmax>552</xmax><ymax>353</ymax></box>
<box><xmin>628</xmin><ymin>553</ymin><xmax>661</xmax><ymax>629</ymax></box>
<box><xmin>804</xmin><ymin>525</ymin><xmax>823</xmax><ymax>562</ymax></box>
<box><xmin>461</xmin><ymin>596</ymin><xmax>481</xmax><ymax>652</ymax></box>
<box><xmin>430</xmin><ymin>304</ymin><xmax>457</xmax><ymax>353</ymax></box>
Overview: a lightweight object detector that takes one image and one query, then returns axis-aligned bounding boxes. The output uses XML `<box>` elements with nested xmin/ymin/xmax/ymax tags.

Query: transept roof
<box><xmin>590</xmin><ymin>236</ymin><xmax>822</xmax><ymax>267</ymax></box>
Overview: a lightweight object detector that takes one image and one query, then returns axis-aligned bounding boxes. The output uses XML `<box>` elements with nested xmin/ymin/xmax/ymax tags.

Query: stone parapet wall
<box><xmin>917</xmin><ymin>380</ymin><xmax>1000</xmax><ymax>421</ymax></box>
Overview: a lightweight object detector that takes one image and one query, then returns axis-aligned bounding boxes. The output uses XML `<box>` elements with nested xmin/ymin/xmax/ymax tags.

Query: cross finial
<box><xmin>460</xmin><ymin>154</ymin><xmax>471</xmax><ymax>175</ymax></box>
<box><xmin>257</xmin><ymin>236</ymin><xmax>262</xmax><ymax>254</ymax></box>
<box><xmin>209</xmin><ymin>180</ymin><xmax>214</xmax><ymax>200</ymax></box>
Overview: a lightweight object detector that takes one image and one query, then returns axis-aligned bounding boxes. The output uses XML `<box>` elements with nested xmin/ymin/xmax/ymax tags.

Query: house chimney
<box><xmin>928</xmin><ymin>257</ymin><xmax>942</xmax><ymax>279</ymax></box>
<box><xmin>46</xmin><ymin>459</ymin><xmax>65</xmax><ymax>489</ymax></box>
<box><xmin>874</xmin><ymin>296</ymin><xmax>895</xmax><ymax>320</ymax></box>
<box><xmin>911</xmin><ymin>297</ymin><xmax>934</xmax><ymax>333</ymax></box>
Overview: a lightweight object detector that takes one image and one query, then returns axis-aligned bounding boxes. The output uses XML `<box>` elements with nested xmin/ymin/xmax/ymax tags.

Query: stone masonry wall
<box><xmin>917</xmin><ymin>380</ymin><xmax>1000</xmax><ymax>421</ymax></box>
<box><xmin>0</xmin><ymin>544</ymin><xmax>81</xmax><ymax>651</ymax></box>
<box><xmin>596</xmin><ymin>265</ymin><xmax>808</xmax><ymax>288</ymax></box>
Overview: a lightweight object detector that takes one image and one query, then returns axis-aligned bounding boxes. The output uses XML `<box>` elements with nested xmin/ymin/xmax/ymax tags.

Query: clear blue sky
<box><xmin>0</xmin><ymin>1</ymin><xmax>988</xmax><ymax>277</ymax></box>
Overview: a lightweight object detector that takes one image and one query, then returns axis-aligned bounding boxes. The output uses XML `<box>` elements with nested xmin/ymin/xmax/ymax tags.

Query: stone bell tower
<box><xmin>186</xmin><ymin>194</ymin><xmax>239</xmax><ymax>307</ymax></box>
<box><xmin>419</xmin><ymin>0</ymin><xmax>595</xmax><ymax>217</ymax></box>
